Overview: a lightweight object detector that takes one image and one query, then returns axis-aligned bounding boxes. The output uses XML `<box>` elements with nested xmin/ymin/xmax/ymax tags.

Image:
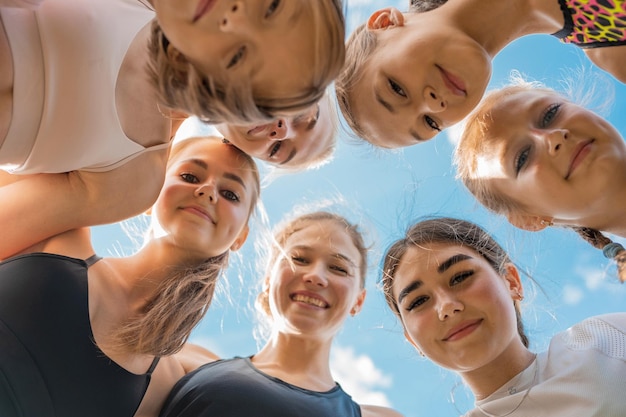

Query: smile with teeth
<box><xmin>292</xmin><ymin>294</ymin><xmax>329</xmax><ymax>308</ymax></box>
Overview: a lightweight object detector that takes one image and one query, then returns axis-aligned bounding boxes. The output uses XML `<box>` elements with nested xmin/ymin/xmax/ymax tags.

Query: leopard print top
<box><xmin>552</xmin><ymin>0</ymin><xmax>626</xmax><ymax>48</ymax></box>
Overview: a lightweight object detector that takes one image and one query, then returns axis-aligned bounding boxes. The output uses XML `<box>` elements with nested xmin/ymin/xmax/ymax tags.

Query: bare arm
<box><xmin>585</xmin><ymin>45</ymin><xmax>626</xmax><ymax>84</ymax></box>
<box><xmin>361</xmin><ymin>404</ymin><xmax>405</xmax><ymax>417</ymax></box>
<box><xmin>0</xmin><ymin>147</ymin><xmax>168</xmax><ymax>259</ymax></box>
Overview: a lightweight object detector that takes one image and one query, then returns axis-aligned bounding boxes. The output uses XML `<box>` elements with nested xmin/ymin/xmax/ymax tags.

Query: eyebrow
<box><xmin>290</xmin><ymin>245</ymin><xmax>357</xmax><ymax>267</ymax></box>
<box><xmin>305</xmin><ymin>105</ymin><xmax>321</xmax><ymax>131</ymax></box>
<box><xmin>398</xmin><ymin>280</ymin><xmax>422</xmax><ymax>305</ymax></box>
<box><xmin>182</xmin><ymin>158</ymin><xmax>247</xmax><ymax>189</ymax></box>
<box><xmin>376</xmin><ymin>89</ymin><xmax>424</xmax><ymax>143</ymax></box>
<box><xmin>396</xmin><ymin>253</ymin><xmax>472</xmax><ymax>304</ymax></box>
<box><xmin>375</xmin><ymin>90</ymin><xmax>395</xmax><ymax>114</ymax></box>
<box><xmin>438</xmin><ymin>254</ymin><xmax>472</xmax><ymax>273</ymax></box>
<box><xmin>409</xmin><ymin>129</ymin><xmax>425</xmax><ymax>142</ymax></box>
<box><xmin>280</xmin><ymin>149</ymin><xmax>297</xmax><ymax>165</ymax></box>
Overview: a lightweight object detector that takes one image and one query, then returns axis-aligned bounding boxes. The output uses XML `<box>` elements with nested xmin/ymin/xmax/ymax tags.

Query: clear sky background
<box><xmin>91</xmin><ymin>1</ymin><xmax>626</xmax><ymax>416</ymax></box>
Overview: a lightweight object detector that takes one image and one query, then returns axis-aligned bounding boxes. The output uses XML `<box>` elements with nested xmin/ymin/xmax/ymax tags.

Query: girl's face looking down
<box><xmin>152</xmin><ymin>139</ymin><xmax>257</xmax><ymax>259</ymax></box>
<box><xmin>154</xmin><ymin>0</ymin><xmax>317</xmax><ymax>102</ymax></box>
<box><xmin>463</xmin><ymin>90</ymin><xmax>626</xmax><ymax>227</ymax></box>
<box><xmin>350</xmin><ymin>7</ymin><xmax>491</xmax><ymax>148</ymax></box>
<box><xmin>266</xmin><ymin>219</ymin><xmax>366</xmax><ymax>339</ymax></box>
<box><xmin>391</xmin><ymin>243</ymin><xmax>522</xmax><ymax>372</ymax></box>
<box><xmin>217</xmin><ymin>101</ymin><xmax>333</xmax><ymax>167</ymax></box>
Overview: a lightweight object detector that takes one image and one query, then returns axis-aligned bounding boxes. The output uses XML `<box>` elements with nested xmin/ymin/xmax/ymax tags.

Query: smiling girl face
<box><xmin>391</xmin><ymin>242</ymin><xmax>521</xmax><ymax>372</ymax></box>
<box><xmin>458</xmin><ymin>89</ymin><xmax>626</xmax><ymax>228</ymax></box>
<box><xmin>266</xmin><ymin>218</ymin><xmax>366</xmax><ymax>340</ymax></box>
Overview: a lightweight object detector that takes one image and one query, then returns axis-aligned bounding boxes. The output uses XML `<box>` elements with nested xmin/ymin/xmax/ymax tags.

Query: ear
<box><xmin>367</xmin><ymin>7</ymin><xmax>405</xmax><ymax>31</ymax></box>
<box><xmin>403</xmin><ymin>330</ymin><xmax>424</xmax><ymax>357</ymax></box>
<box><xmin>230</xmin><ymin>225</ymin><xmax>249</xmax><ymax>252</ymax></box>
<box><xmin>350</xmin><ymin>289</ymin><xmax>367</xmax><ymax>316</ymax></box>
<box><xmin>502</xmin><ymin>263</ymin><xmax>523</xmax><ymax>300</ymax></box>
<box><xmin>506</xmin><ymin>212</ymin><xmax>552</xmax><ymax>232</ymax></box>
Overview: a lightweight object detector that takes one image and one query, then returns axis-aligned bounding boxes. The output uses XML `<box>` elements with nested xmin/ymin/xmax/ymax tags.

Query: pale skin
<box><xmin>4</xmin><ymin>140</ymin><xmax>255</xmax><ymax>417</ymax></box>
<box><xmin>350</xmin><ymin>0</ymin><xmax>625</xmax><ymax>148</ymax></box>
<box><xmin>391</xmin><ymin>243</ymin><xmax>534</xmax><ymax>400</ymax></box>
<box><xmin>467</xmin><ymin>90</ymin><xmax>626</xmax><ymax>237</ymax></box>
<box><xmin>216</xmin><ymin>95</ymin><xmax>334</xmax><ymax>167</ymax></box>
<box><xmin>170</xmin><ymin>219</ymin><xmax>404</xmax><ymax>417</ymax></box>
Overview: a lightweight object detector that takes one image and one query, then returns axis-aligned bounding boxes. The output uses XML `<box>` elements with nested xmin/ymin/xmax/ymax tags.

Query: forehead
<box><xmin>284</xmin><ymin>220</ymin><xmax>360</xmax><ymax>257</ymax></box>
<box><xmin>394</xmin><ymin>243</ymin><xmax>483</xmax><ymax>279</ymax></box>
<box><xmin>172</xmin><ymin>141</ymin><xmax>253</xmax><ymax>173</ymax></box>
<box><xmin>250</xmin><ymin>5</ymin><xmax>317</xmax><ymax>98</ymax></box>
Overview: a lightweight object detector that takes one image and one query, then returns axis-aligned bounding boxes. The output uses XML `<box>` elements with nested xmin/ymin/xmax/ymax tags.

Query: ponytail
<box><xmin>573</xmin><ymin>227</ymin><xmax>626</xmax><ymax>282</ymax></box>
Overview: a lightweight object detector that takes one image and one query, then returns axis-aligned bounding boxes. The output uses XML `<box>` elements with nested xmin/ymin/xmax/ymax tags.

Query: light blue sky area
<box><xmin>91</xmin><ymin>1</ymin><xmax>626</xmax><ymax>416</ymax></box>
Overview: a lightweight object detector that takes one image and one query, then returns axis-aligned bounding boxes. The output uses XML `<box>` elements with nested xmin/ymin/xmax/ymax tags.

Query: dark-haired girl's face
<box><xmin>392</xmin><ymin>243</ymin><xmax>521</xmax><ymax>372</ymax></box>
<box><xmin>474</xmin><ymin>90</ymin><xmax>626</xmax><ymax>224</ymax></box>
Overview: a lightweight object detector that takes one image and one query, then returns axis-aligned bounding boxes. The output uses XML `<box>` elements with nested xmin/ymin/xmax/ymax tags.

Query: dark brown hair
<box><xmin>381</xmin><ymin>217</ymin><xmax>529</xmax><ymax>347</ymax></box>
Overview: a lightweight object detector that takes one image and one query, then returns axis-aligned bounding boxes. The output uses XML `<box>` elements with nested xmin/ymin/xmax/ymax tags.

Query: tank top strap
<box><xmin>146</xmin><ymin>356</ymin><xmax>160</xmax><ymax>375</ymax></box>
<box><xmin>84</xmin><ymin>254</ymin><xmax>102</xmax><ymax>267</ymax></box>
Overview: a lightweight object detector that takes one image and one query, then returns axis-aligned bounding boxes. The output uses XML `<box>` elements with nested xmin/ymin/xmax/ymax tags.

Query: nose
<box><xmin>194</xmin><ymin>182</ymin><xmax>217</xmax><ymax>203</ymax></box>
<box><xmin>437</xmin><ymin>295</ymin><xmax>464</xmax><ymax>321</ymax></box>
<box><xmin>544</xmin><ymin>129</ymin><xmax>569</xmax><ymax>156</ymax></box>
<box><xmin>266</xmin><ymin>119</ymin><xmax>290</xmax><ymax>141</ymax></box>
<box><xmin>423</xmin><ymin>87</ymin><xmax>447</xmax><ymax>113</ymax></box>
<box><xmin>219</xmin><ymin>1</ymin><xmax>250</xmax><ymax>33</ymax></box>
<box><xmin>302</xmin><ymin>261</ymin><xmax>328</xmax><ymax>287</ymax></box>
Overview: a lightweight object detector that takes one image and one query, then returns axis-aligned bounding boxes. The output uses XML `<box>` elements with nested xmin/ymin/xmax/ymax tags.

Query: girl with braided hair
<box><xmin>454</xmin><ymin>83</ymin><xmax>626</xmax><ymax>281</ymax></box>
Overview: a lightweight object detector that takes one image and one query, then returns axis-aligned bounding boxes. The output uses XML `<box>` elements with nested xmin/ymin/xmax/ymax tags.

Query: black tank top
<box><xmin>159</xmin><ymin>357</ymin><xmax>362</xmax><ymax>417</ymax></box>
<box><xmin>0</xmin><ymin>253</ymin><xmax>159</xmax><ymax>417</ymax></box>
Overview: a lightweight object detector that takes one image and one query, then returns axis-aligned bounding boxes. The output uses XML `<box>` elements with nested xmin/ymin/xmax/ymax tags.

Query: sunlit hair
<box><xmin>255</xmin><ymin>212</ymin><xmax>368</xmax><ymax>319</ymax></box>
<box><xmin>267</xmin><ymin>91</ymin><xmax>339</xmax><ymax>175</ymax></box>
<box><xmin>336</xmin><ymin>1</ymin><xmax>444</xmax><ymax>144</ymax></box>
<box><xmin>147</xmin><ymin>0</ymin><xmax>345</xmax><ymax>125</ymax></box>
<box><xmin>381</xmin><ymin>217</ymin><xmax>529</xmax><ymax>347</ymax></box>
<box><xmin>455</xmin><ymin>82</ymin><xmax>626</xmax><ymax>281</ymax></box>
<box><xmin>109</xmin><ymin>136</ymin><xmax>261</xmax><ymax>356</ymax></box>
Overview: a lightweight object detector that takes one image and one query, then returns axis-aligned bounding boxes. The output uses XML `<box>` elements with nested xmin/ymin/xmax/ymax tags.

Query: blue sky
<box><xmin>91</xmin><ymin>1</ymin><xmax>626</xmax><ymax>416</ymax></box>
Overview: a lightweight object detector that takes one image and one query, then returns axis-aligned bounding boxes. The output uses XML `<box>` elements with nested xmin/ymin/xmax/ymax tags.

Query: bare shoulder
<box><xmin>176</xmin><ymin>342</ymin><xmax>220</xmax><ymax>373</ymax></box>
<box><xmin>134</xmin><ymin>356</ymin><xmax>186</xmax><ymax>417</ymax></box>
<box><xmin>360</xmin><ymin>404</ymin><xmax>405</xmax><ymax>417</ymax></box>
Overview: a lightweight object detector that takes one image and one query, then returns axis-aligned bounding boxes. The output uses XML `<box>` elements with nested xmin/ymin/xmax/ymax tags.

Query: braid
<box><xmin>573</xmin><ymin>227</ymin><xmax>626</xmax><ymax>282</ymax></box>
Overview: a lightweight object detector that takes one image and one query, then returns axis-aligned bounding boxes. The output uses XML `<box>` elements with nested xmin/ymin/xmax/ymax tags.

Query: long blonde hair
<box><xmin>111</xmin><ymin>137</ymin><xmax>261</xmax><ymax>356</ymax></box>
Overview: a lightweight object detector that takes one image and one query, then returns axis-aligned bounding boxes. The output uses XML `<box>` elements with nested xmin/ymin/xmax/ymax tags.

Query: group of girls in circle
<box><xmin>1</xmin><ymin>0</ymin><xmax>625</xmax><ymax>416</ymax></box>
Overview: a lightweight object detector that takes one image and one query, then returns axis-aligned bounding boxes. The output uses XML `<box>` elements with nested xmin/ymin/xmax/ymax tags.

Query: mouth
<box><xmin>565</xmin><ymin>139</ymin><xmax>594</xmax><ymax>180</ymax></box>
<box><xmin>437</xmin><ymin>65</ymin><xmax>467</xmax><ymax>97</ymax></box>
<box><xmin>443</xmin><ymin>319</ymin><xmax>482</xmax><ymax>342</ymax></box>
<box><xmin>291</xmin><ymin>293</ymin><xmax>329</xmax><ymax>309</ymax></box>
<box><xmin>183</xmin><ymin>206</ymin><xmax>216</xmax><ymax>224</ymax></box>
<box><xmin>193</xmin><ymin>0</ymin><xmax>217</xmax><ymax>23</ymax></box>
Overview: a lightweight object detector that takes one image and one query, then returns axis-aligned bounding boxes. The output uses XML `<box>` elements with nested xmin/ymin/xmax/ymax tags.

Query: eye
<box><xmin>220</xmin><ymin>189</ymin><xmax>240</xmax><ymax>202</ymax></box>
<box><xmin>540</xmin><ymin>103</ymin><xmax>561</xmax><ymax>128</ymax></box>
<box><xmin>269</xmin><ymin>141</ymin><xmax>282</xmax><ymax>158</ymax></box>
<box><xmin>291</xmin><ymin>255</ymin><xmax>307</xmax><ymax>265</ymax></box>
<box><xmin>227</xmin><ymin>46</ymin><xmax>246</xmax><ymax>69</ymax></box>
<box><xmin>330</xmin><ymin>264</ymin><xmax>349</xmax><ymax>276</ymax></box>
<box><xmin>425</xmin><ymin>115</ymin><xmax>441</xmax><ymax>132</ymax></box>
<box><xmin>265</xmin><ymin>0</ymin><xmax>281</xmax><ymax>18</ymax></box>
<box><xmin>450</xmin><ymin>270</ymin><xmax>474</xmax><ymax>286</ymax></box>
<box><xmin>514</xmin><ymin>145</ymin><xmax>531</xmax><ymax>175</ymax></box>
<box><xmin>180</xmin><ymin>173</ymin><xmax>199</xmax><ymax>183</ymax></box>
<box><xmin>388</xmin><ymin>78</ymin><xmax>407</xmax><ymax>97</ymax></box>
<box><xmin>406</xmin><ymin>295</ymin><xmax>429</xmax><ymax>311</ymax></box>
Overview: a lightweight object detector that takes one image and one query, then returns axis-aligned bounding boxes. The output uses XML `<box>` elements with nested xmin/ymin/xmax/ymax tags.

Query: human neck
<box><xmin>446</xmin><ymin>0</ymin><xmax>565</xmax><ymax>57</ymax></box>
<box><xmin>107</xmin><ymin>238</ymin><xmax>208</xmax><ymax>306</ymax></box>
<box><xmin>461</xmin><ymin>342</ymin><xmax>535</xmax><ymax>401</ymax></box>
<box><xmin>252</xmin><ymin>333</ymin><xmax>335</xmax><ymax>391</ymax></box>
